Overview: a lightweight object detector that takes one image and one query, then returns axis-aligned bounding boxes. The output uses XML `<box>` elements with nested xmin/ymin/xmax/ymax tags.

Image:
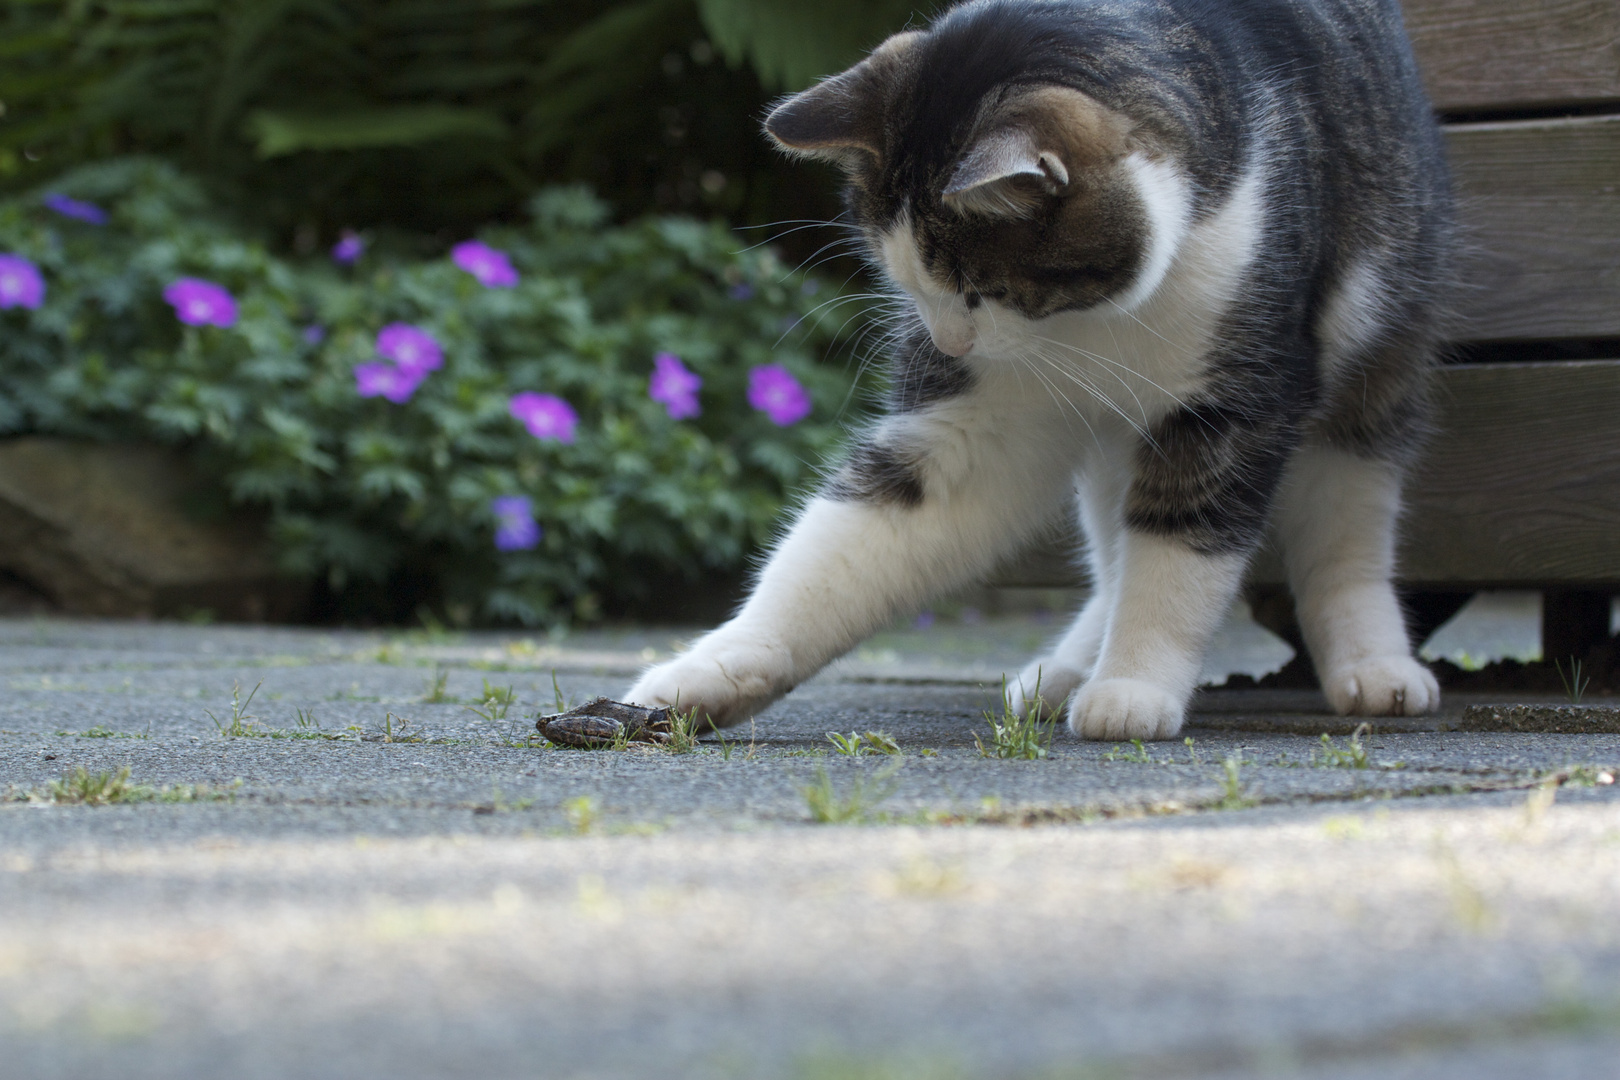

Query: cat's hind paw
<box><xmin>1324</xmin><ymin>656</ymin><xmax>1439</xmax><ymax>716</ymax></box>
<box><xmin>1069</xmin><ymin>678</ymin><xmax>1185</xmax><ymax>741</ymax></box>
<box><xmin>1006</xmin><ymin>659</ymin><xmax>1086</xmax><ymax>720</ymax></box>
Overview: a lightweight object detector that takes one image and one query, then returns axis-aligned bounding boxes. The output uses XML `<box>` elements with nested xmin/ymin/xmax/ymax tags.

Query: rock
<box><xmin>0</xmin><ymin>437</ymin><xmax>306</xmax><ymax>620</ymax></box>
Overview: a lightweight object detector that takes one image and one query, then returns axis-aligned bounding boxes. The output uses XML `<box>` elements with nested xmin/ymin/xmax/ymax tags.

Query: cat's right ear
<box><xmin>764</xmin><ymin>32</ymin><xmax>919</xmax><ymax>163</ymax></box>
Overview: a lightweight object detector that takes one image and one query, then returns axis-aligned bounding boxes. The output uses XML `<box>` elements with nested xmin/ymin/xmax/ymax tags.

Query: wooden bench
<box><xmin>996</xmin><ymin>0</ymin><xmax>1620</xmax><ymax>658</ymax></box>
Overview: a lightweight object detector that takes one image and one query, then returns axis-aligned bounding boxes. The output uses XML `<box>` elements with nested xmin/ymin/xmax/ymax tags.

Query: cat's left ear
<box><xmin>764</xmin><ymin>32</ymin><xmax>921</xmax><ymax>163</ymax></box>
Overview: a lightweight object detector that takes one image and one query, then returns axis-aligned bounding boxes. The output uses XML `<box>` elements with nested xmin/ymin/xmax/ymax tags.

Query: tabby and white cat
<box><xmin>629</xmin><ymin>0</ymin><xmax>1454</xmax><ymax>739</ymax></box>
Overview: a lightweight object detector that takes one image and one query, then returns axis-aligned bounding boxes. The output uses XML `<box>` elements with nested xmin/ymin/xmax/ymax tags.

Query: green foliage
<box><xmin>801</xmin><ymin>761</ymin><xmax>902</xmax><ymax>823</ymax></box>
<box><xmin>0</xmin><ymin>158</ymin><xmax>866</xmax><ymax>624</ymax></box>
<box><xmin>0</xmin><ymin>0</ymin><xmax>923</xmax><ymax>239</ymax></box>
<box><xmin>697</xmin><ymin>0</ymin><xmax>934</xmax><ymax>89</ymax></box>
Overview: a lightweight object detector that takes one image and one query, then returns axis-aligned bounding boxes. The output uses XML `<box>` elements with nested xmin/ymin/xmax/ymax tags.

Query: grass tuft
<box><xmin>802</xmin><ymin>761</ymin><xmax>903</xmax><ymax>823</ymax></box>
<box><xmin>974</xmin><ymin>675</ymin><xmax>1056</xmax><ymax>760</ymax></box>
<box><xmin>1556</xmin><ymin>657</ymin><xmax>1591</xmax><ymax>704</ymax></box>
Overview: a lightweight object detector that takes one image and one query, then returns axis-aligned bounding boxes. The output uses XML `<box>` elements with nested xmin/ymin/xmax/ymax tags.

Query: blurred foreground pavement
<box><xmin>2</xmin><ymin>617</ymin><xmax>1618</xmax><ymax>1080</ymax></box>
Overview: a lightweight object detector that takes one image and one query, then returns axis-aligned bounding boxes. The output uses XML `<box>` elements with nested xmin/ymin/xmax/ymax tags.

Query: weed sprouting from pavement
<box><xmin>422</xmin><ymin>668</ymin><xmax>453</xmax><ymax>703</ymax></box>
<box><xmin>1556</xmin><ymin>657</ymin><xmax>1591</xmax><ymax>704</ymax></box>
<box><xmin>563</xmin><ymin>795</ymin><xmax>599</xmax><ymax>834</ymax></box>
<box><xmin>465</xmin><ymin>681</ymin><xmax>517</xmax><ymax>724</ymax></box>
<box><xmin>1313</xmin><ymin>724</ymin><xmax>1373</xmax><ymax>768</ymax></box>
<box><xmin>802</xmin><ymin>762</ymin><xmax>903</xmax><ymax>823</ymax></box>
<box><xmin>1104</xmin><ymin>739</ymin><xmax>1153</xmax><ymax>763</ymax></box>
<box><xmin>207</xmin><ymin>681</ymin><xmax>263</xmax><ymax>736</ymax></box>
<box><xmin>1218</xmin><ymin>754</ymin><xmax>1258</xmax><ymax>810</ymax></box>
<box><xmin>664</xmin><ymin>706</ymin><xmax>703</xmax><ymax>754</ymax></box>
<box><xmin>1183</xmin><ymin>736</ymin><xmax>1200</xmax><ymax>765</ymax></box>
<box><xmin>974</xmin><ymin>675</ymin><xmax>1055</xmax><ymax>760</ymax></box>
<box><xmin>828</xmin><ymin>731</ymin><xmax>902</xmax><ymax>757</ymax></box>
<box><xmin>30</xmin><ymin>766</ymin><xmax>238</xmax><ymax>805</ymax></box>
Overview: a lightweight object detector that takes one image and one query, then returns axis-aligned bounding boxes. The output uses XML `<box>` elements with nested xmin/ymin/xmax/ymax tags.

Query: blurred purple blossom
<box><xmin>0</xmin><ymin>255</ymin><xmax>45</xmax><ymax>310</ymax></box>
<box><xmin>302</xmin><ymin>324</ymin><xmax>326</xmax><ymax>345</ymax></box>
<box><xmin>914</xmin><ymin>611</ymin><xmax>935</xmax><ymax>630</ymax></box>
<box><xmin>375</xmin><ymin>323</ymin><xmax>442</xmax><ymax>374</ymax></box>
<box><xmin>648</xmin><ymin>351</ymin><xmax>702</xmax><ymax>419</ymax></box>
<box><xmin>491</xmin><ymin>495</ymin><xmax>542</xmax><ymax>551</ymax></box>
<box><xmin>508</xmin><ymin>392</ymin><xmax>577</xmax><ymax>444</ymax></box>
<box><xmin>162</xmin><ymin>278</ymin><xmax>236</xmax><ymax>327</ymax></box>
<box><xmin>728</xmin><ymin>282</ymin><xmax>754</xmax><ymax>301</ymax></box>
<box><xmin>43</xmin><ymin>194</ymin><xmax>107</xmax><ymax>225</ymax></box>
<box><xmin>332</xmin><ymin>231</ymin><xmax>365</xmax><ymax>264</ymax></box>
<box><xmin>353</xmin><ymin>362</ymin><xmax>425</xmax><ymax>404</ymax></box>
<box><xmin>747</xmin><ymin>364</ymin><xmax>811</xmax><ymax>426</ymax></box>
<box><xmin>452</xmin><ymin>240</ymin><xmax>519</xmax><ymax>288</ymax></box>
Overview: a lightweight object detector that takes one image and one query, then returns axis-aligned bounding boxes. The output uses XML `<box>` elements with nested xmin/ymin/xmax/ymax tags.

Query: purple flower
<box><xmin>0</xmin><ymin>255</ymin><xmax>45</xmax><ymax>310</ymax></box>
<box><xmin>353</xmin><ymin>362</ymin><xmax>425</xmax><ymax>404</ymax></box>
<box><xmin>728</xmin><ymin>282</ymin><xmax>754</xmax><ymax>301</ymax></box>
<box><xmin>648</xmin><ymin>351</ymin><xmax>702</xmax><ymax>419</ymax></box>
<box><xmin>332</xmin><ymin>231</ymin><xmax>365</xmax><ymax>264</ymax></box>
<box><xmin>302</xmin><ymin>324</ymin><xmax>326</xmax><ymax>345</ymax></box>
<box><xmin>43</xmin><ymin>194</ymin><xmax>107</xmax><ymax>225</ymax></box>
<box><xmin>491</xmin><ymin>495</ymin><xmax>542</xmax><ymax>551</ymax></box>
<box><xmin>163</xmin><ymin>278</ymin><xmax>237</xmax><ymax>327</ymax></box>
<box><xmin>375</xmin><ymin>323</ymin><xmax>442</xmax><ymax>374</ymax></box>
<box><xmin>747</xmin><ymin>364</ymin><xmax>811</xmax><ymax>426</ymax></box>
<box><xmin>508</xmin><ymin>392</ymin><xmax>578</xmax><ymax>444</ymax></box>
<box><xmin>451</xmin><ymin>240</ymin><xmax>519</xmax><ymax>288</ymax></box>
<box><xmin>914</xmin><ymin>611</ymin><xmax>935</xmax><ymax>630</ymax></box>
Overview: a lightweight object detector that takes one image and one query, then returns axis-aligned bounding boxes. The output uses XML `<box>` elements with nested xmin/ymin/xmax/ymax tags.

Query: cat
<box><xmin>628</xmin><ymin>0</ymin><xmax>1454</xmax><ymax>739</ymax></box>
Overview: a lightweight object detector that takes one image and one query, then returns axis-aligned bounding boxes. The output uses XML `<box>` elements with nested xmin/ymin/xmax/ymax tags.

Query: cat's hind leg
<box><xmin>1274</xmin><ymin>445</ymin><xmax>1438</xmax><ymax>716</ymax></box>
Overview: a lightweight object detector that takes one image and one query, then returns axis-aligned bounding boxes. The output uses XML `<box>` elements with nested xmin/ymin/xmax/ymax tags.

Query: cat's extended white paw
<box><xmin>1069</xmin><ymin>678</ymin><xmax>1185</xmax><ymax>740</ymax></box>
<box><xmin>1324</xmin><ymin>656</ymin><xmax>1439</xmax><ymax>716</ymax></box>
<box><xmin>625</xmin><ymin>636</ymin><xmax>791</xmax><ymax>728</ymax></box>
<box><xmin>1006</xmin><ymin>659</ymin><xmax>1086</xmax><ymax>719</ymax></box>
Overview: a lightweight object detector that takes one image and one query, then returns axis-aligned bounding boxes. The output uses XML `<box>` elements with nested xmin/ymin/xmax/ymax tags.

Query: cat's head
<box><xmin>764</xmin><ymin>1</ymin><xmax>1186</xmax><ymax>360</ymax></box>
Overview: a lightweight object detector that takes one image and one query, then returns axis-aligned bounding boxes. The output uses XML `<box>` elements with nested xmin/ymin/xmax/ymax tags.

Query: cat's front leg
<box><xmin>1068</xmin><ymin>532</ymin><xmax>1247</xmax><ymax>740</ymax></box>
<box><xmin>628</xmin><ymin>428</ymin><xmax>1069</xmax><ymax>725</ymax></box>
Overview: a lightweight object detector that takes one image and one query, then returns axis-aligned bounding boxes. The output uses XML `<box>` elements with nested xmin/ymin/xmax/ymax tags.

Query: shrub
<box><xmin>0</xmin><ymin>158</ymin><xmax>868</xmax><ymax>625</ymax></box>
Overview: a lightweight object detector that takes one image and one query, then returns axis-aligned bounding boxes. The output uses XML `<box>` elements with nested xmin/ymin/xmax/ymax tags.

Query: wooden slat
<box><xmin>995</xmin><ymin>361</ymin><xmax>1620</xmax><ymax>590</ymax></box>
<box><xmin>1397</xmin><ymin>360</ymin><xmax>1620</xmax><ymax>586</ymax></box>
<box><xmin>1405</xmin><ymin>0</ymin><xmax>1620</xmax><ymax>113</ymax></box>
<box><xmin>1447</xmin><ymin>113</ymin><xmax>1620</xmax><ymax>341</ymax></box>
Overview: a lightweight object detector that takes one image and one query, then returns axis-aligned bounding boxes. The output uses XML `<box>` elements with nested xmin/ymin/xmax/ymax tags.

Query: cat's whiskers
<box><xmin>1024</xmin><ymin>344</ymin><xmax>1164</xmax><ymax>453</ymax></box>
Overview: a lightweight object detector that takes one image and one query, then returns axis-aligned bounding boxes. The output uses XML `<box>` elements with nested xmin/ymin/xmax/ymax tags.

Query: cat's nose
<box><xmin>926</xmin><ymin>316</ymin><xmax>976</xmax><ymax>357</ymax></box>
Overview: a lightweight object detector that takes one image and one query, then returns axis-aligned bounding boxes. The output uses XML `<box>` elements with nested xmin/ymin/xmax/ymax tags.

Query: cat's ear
<box><xmin>943</xmin><ymin>87</ymin><xmax>1129</xmax><ymax>218</ymax></box>
<box><xmin>941</xmin><ymin>129</ymin><xmax>1070</xmax><ymax>218</ymax></box>
<box><xmin>764</xmin><ymin>32</ymin><xmax>921</xmax><ymax>163</ymax></box>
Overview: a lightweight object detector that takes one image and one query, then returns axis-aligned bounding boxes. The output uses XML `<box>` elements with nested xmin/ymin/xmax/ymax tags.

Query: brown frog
<box><xmin>535</xmin><ymin>698</ymin><xmax>674</xmax><ymax>747</ymax></box>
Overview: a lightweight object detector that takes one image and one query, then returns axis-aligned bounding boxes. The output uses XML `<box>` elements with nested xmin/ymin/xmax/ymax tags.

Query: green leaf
<box><xmin>695</xmin><ymin>0</ymin><xmax>931</xmax><ymax>89</ymax></box>
<box><xmin>244</xmin><ymin>106</ymin><xmax>509</xmax><ymax>157</ymax></box>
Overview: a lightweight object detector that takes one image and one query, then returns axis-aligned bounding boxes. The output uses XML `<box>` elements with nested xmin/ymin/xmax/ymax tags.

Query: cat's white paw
<box><xmin>1068</xmin><ymin>678</ymin><xmax>1185</xmax><ymax>741</ymax></box>
<box><xmin>1006</xmin><ymin>659</ymin><xmax>1086</xmax><ymax>719</ymax></box>
<box><xmin>625</xmin><ymin>637</ymin><xmax>791</xmax><ymax>728</ymax></box>
<box><xmin>1323</xmin><ymin>656</ymin><xmax>1439</xmax><ymax>716</ymax></box>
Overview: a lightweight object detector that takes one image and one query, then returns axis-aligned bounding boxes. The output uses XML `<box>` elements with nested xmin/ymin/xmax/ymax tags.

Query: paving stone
<box><xmin>3</xmin><ymin>618</ymin><xmax>1619</xmax><ymax>1079</ymax></box>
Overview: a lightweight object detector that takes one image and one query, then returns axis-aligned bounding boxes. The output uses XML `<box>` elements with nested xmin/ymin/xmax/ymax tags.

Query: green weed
<box><xmin>663</xmin><ymin>706</ymin><xmax>703</xmax><ymax>754</ymax></box>
<box><xmin>1183</xmin><ymin>736</ymin><xmax>1201</xmax><ymax>765</ymax></box>
<box><xmin>827</xmin><ymin>731</ymin><xmax>902</xmax><ymax>757</ymax></box>
<box><xmin>207</xmin><ymin>681</ymin><xmax>263</xmax><ymax>736</ymax></box>
<box><xmin>802</xmin><ymin>762</ymin><xmax>903</xmax><ymax>823</ymax></box>
<box><xmin>1104</xmin><ymin>739</ymin><xmax>1152</xmax><ymax>763</ymax></box>
<box><xmin>1556</xmin><ymin>657</ymin><xmax>1591</xmax><ymax>704</ymax></box>
<box><xmin>421</xmin><ymin>668</ymin><xmax>453</xmax><ymax>704</ymax></box>
<box><xmin>563</xmin><ymin>795</ymin><xmax>599</xmax><ymax>834</ymax></box>
<box><xmin>1218</xmin><ymin>754</ymin><xmax>1258</xmax><ymax>810</ymax></box>
<box><xmin>1313</xmin><ymin>723</ymin><xmax>1372</xmax><ymax>768</ymax></box>
<box><xmin>465</xmin><ymin>680</ymin><xmax>516</xmax><ymax>723</ymax></box>
<box><xmin>35</xmin><ymin>766</ymin><xmax>237</xmax><ymax>805</ymax></box>
<box><xmin>974</xmin><ymin>676</ymin><xmax>1056</xmax><ymax>760</ymax></box>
